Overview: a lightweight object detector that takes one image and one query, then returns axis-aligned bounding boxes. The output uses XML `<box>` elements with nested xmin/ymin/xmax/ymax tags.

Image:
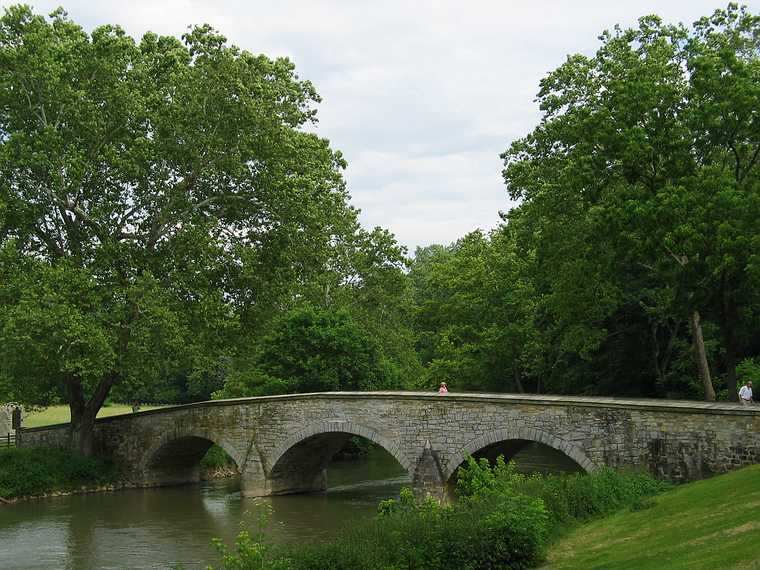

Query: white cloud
<box><xmin>3</xmin><ymin>0</ymin><xmax>757</xmax><ymax>250</ymax></box>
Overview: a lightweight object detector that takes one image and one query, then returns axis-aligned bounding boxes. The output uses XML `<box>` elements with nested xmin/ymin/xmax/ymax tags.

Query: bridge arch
<box><xmin>442</xmin><ymin>427</ymin><xmax>599</xmax><ymax>482</ymax></box>
<box><xmin>266</xmin><ymin>420</ymin><xmax>410</xmax><ymax>495</ymax></box>
<box><xmin>138</xmin><ymin>425</ymin><xmax>245</xmax><ymax>485</ymax></box>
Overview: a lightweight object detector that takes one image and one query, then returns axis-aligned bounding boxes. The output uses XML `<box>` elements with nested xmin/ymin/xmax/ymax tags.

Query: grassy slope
<box><xmin>24</xmin><ymin>404</ymin><xmax>163</xmax><ymax>428</ymax></box>
<box><xmin>543</xmin><ymin>465</ymin><xmax>760</xmax><ymax>570</ymax></box>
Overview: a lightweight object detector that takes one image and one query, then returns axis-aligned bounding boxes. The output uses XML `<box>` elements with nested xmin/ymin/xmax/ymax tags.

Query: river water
<box><xmin>0</xmin><ymin>443</ymin><xmax>578</xmax><ymax>570</ymax></box>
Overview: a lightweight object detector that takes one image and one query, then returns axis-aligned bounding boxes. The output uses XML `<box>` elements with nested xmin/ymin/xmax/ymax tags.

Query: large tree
<box><xmin>409</xmin><ymin>229</ymin><xmax>539</xmax><ymax>393</ymax></box>
<box><xmin>218</xmin><ymin>305</ymin><xmax>400</xmax><ymax>397</ymax></box>
<box><xmin>0</xmin><ymin>6</ymin><xmax>356</xmax><ymax>452</ymax></box>
<box><xmin>502</xmin><ymin>4</ymin><xmax>760</xmax><ymax>400</ymax></box>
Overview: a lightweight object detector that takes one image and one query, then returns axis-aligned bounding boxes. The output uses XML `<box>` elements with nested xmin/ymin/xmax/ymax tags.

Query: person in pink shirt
<box><xmin>438</xmin><ymin>382</ymin><xmax>449</xmax><ymax>395</ymax></box>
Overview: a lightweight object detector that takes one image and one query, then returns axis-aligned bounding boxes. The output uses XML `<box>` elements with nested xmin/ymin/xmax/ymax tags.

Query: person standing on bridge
<box><xmin>438</xmin><ymin>382</ymin><xmax>448</xmax><ymax>395</ymax></box>
<box><xmin>739</xmin><ymin>381</ymin><xmax>753</xmax><ymax>405</ymax></box>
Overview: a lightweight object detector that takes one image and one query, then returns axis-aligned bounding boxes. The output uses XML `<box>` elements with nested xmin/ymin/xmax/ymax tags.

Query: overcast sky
<box><xmin>3</xmin><ymin>1</ymin><xmax>758</xmax><ymax>252</ymax></box>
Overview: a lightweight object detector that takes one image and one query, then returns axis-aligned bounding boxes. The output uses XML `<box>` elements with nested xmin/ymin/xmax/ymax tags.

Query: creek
<box><xmin>0</xmin><ymin>443</ymin><xmax>578</xmax><ymax>569</ymax></box>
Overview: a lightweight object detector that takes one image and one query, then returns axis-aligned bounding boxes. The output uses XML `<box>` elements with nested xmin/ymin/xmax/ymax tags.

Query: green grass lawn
<box><xmin>24</xmin><ymin>404</ymin><xmax>164</xmax><ymax>428</ymax></box>
<box><xmin>543</xmin><ymin>464</ymin><xmax>760</xmax><ymax>570</ymax></box>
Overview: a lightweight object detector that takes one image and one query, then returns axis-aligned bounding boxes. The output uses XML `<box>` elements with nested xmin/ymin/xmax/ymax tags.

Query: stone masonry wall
<box><xmin>0</xmin><ymin>407</ymin><xmax>10</xmax><ymax>437</ymax></box>
<box><xmin>18</xmin><ymin>392</ymin><xmax>760</xmax><ymax>497</ymax></box>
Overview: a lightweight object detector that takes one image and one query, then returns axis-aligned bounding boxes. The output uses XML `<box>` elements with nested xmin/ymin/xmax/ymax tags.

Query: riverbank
<box><xmin>543</xmin><ymin>464</ymin><xmax>760</xmax><ymax>569</ymax></box>
<box><xmin>203</xmin><ymin>462</ymin><xmax>760</xmax><ymax>570</ymax></box>
<box><xmin>0</xmin><ymin>480</ymin><xmax>154</xmax><ymax>504</ymax></box>
<box><xmin>0</xmin><ymin>444</ymin><xmax>240</xmax><ymax>504</ymax></box>
<box><xmin>0</xmin><ymin>447</ymin><xmax>119</xmax><ymax>503</ymax></box>
<box><xmin>206</xmin><ymin>459</ymin><xmax>668</xmax><ymax>570</ymax></box>
<box><xmin>0</xmin><ymin>457</ymin><xmax>409</xmax><ymax>570</ymax></box>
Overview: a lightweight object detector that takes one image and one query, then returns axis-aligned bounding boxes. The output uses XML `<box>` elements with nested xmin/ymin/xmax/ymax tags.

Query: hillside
<box><xmin>544</xmin><ymin>465</ymin><xmax>760</xmax><ymax>569</ymax></box>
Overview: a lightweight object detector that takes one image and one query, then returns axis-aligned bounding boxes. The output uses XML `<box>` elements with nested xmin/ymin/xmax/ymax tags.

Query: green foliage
<box><xmin>0</xmin><ymin>5</ymin><xmax>416</xmax><ymax>451</ymax></box>
<box><xmin>456</xmin><ymin>456</ymin><xmax>668</xmax><ymax>525</ymax></box>
<box><xmin>410</xmin><ymin>4</ymin><xmax>760</xmax><ymax>400</ymax></box>
<box><xmin>376</xmin><ymin>486</ymin><xmax>442</xmax><ymax>517</ymax></box>
<box><xmin>217</xmin><ymin>306</ymin><xmax>401</xmax><ymax>397</ymax></box>
<box><xmin>299</xmin><ymin>226</ymin><xmax>423</xmax><ymax>388</ymax></box>
<box><xmin>209</xmin><ymin>505</ymin><xmax>289</xmax><ymax>570</ymax></box>
<box><xmin>410</xmin><ymin>230</ymin><xmax>537</xmax><ymax>393</ymax></box>
<box><xmin>200</xmin><ymin>444</ymin><xmax>235</xmax><ymax>470</ymax></box>
<box><xmin>207</xmin><ymin>459</ymin><xmax>666</xmax><ymax>570</ymax></box>
<box><xmin>456</xmin><ymin>455</ymin><xmax>667</xmax><ymax>529</ymax></box>
<box><xmin>210</xmin><ymin>487</ymin><xmax>547</xmax><ymax>570</ymax></box>
<box><xmin>0</xmin><ymin>446</ymin><xmax>118</xmax><ymax>499</ymax></box>
<box><xmin>736</xmin><ymin>357</ymin><xmax>760</xmax><ymax>383</ymax></box>
<box><xmin>506</xmin><ymin>469</ymin><xmax>667</xmax><ymax>528</ymax></box>
<box><xmin>455</xmin><ymin>454</ymin><xmax>520</xmax><ymax>498</ymax></box>
<box><xmin>500</xmin><ymin>5</ymin><xmax>760</xmax><ymax>399</ymax></box>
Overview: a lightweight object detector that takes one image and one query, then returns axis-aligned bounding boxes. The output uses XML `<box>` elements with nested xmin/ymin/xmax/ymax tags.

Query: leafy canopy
<box><xmin>0</xmin><ymin>5</ymin><xmax>357</xmax><ymax>448</ymax></box>
<box><xmin>219</xmin><ymin>305</ymin><xmax>400</xmax><ymax>397</ymax></box>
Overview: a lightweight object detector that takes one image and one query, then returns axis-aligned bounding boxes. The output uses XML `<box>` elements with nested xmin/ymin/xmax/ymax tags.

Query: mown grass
<box><xmin>23</xmin><ymin>403</ymin><xmax>164</xmax><ymax>428</ymax></box>
<box><xmin>543</xmin><ymin>464</ymin><xmax>760</xmax><ymax>570</ymax></box>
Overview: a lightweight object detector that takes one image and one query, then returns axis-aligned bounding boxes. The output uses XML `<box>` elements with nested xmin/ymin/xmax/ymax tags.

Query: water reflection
<box><xmin>0</xmin><ymin>449</ymin><xmax>408</xmax><ymax>570</ymax></box>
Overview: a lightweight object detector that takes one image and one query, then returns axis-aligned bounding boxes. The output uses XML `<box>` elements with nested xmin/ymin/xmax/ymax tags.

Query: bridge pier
<box><xmin>412</xmin><ymin>441</ymin><xmax>447</xmax><ymax>501</ymax></box>
<box><xmin>240</xmin><ymin>474</ymin><xmax>271</xmax><ymax>497</ymax></box>
<box><xmin>239</xmin><ymin>456</ymin><xmax>272</xmax><ymax>497</ymax></box>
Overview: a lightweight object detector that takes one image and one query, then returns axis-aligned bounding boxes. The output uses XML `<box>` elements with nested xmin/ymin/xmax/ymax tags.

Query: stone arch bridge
<box><xmin>19</xmin><ymin>392</ymin><xmax>760</xmax><ymax>498</ymax></box>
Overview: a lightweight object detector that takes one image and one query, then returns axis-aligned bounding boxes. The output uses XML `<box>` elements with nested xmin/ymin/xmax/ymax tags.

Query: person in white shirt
<box><xmin>738</xmin><ymin>381</ymin><xmax>753</xmax><ymax>405</ymax></box>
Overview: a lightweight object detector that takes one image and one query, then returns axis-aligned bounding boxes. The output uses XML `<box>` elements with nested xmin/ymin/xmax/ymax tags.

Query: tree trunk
<box><xmin>651</xmin><ymin>323</ymin><xmax>666</xmax><ymax>397</ymax></box>
<box><xmin>651</xmin><ymin>319</ymin><xmax>681</xmax><ymax>398</ymax></box>
<box><xmin>69</xmin><ymin>406</ymin><xmax>97</xmax><ymax>456</ymax></box>
<box><xmin>67</xmin><ymin>375</ymin><xmax>116</xmax><ymax>456</ymax></box>
<box><xmin>689</xmin><ymin>310</ymin><xmax>715</xmax><ymax>402</ymax></box>
<box><xmin>721</xmin><ymin>288</ymin><xmax>741</xmax><ymax>402</ymax></box>
<box><xmin>513</xmin><ymin>369</ymin><xmax>526</xmax><ymax>394</ymax></box>
<box><xmin>724</xmin><ymin>347</ymin><xmax>739</xmax><ymax>402</ymax></box>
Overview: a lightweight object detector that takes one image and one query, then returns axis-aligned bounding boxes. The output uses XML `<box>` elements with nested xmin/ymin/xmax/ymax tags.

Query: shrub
<box><xmin>210</xmin><ymin>485</ymin><xmax>548</xmax><ymax>570</ymax></box>
<box><xmin>0</xmin><ymin>446</ymin><xmax>118</xmax><ymax>499</ymax></box>
<box><xmin>207</xmin><ymin>458</ymin><xmax>666</xmax><ymax>570</ymax></box>
<box><xmin>507</xmin><ymin>467</ymin><xmax>666</xmax><ymax>527</ymax></box>
<box><xmin>201</xmin><ymin>445</ymin><xmax>235</xmax><ymax>470</ymax></box>
<box><xmin>455</xmin><ymin>454</ymin><xmax>667</xmax><ymax>528</ymax></box>
<box><xmin>455</xmin><ymin>454</ymin><xmax>522</xmax><ymax>498</ymax></box>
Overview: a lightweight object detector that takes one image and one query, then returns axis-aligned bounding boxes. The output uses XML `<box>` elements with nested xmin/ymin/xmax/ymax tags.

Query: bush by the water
<box><xmin>206</xmin><ymin>458</ymin><xmax>665</xmax><ymax>570</ymax></box>
<box><xmin>455</xmin><ymin>456</ymin><xmax>668</xmax><ymax>527</ymax></box>
<box><xmin>201</xmin><ymin>445</ymin><xmax>236</xmax><ymax>471</ymax></box>
<box><xmin>0</xmin><ymin>446</ymin><xmax>118</xmax><ymax>499</ymax></box>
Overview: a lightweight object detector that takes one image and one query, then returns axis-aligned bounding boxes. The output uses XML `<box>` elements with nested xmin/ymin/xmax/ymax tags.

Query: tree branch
<box><xmin>740</xmin><ymin>143</ymin><xmax>760</xmax><ymax>182</ymax></box>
